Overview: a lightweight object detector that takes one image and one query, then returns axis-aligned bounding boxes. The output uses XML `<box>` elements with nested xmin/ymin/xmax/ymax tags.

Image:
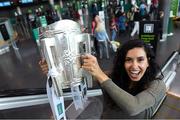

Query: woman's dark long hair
<box><xmin>111</xmin><ymin>40</ymin><xmax>163</xmax><ymax>95</ymax></box>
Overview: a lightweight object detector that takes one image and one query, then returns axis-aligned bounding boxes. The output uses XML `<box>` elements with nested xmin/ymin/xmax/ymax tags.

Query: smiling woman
<box><xmin>82</xmin><ymin>39</ymin><xmax>166</xmax><ymax>119</ymax></box>
<box><xmin>124</xmin><ymin>47</ymin><xmax>149</xmax><ymax>82</ymax></box>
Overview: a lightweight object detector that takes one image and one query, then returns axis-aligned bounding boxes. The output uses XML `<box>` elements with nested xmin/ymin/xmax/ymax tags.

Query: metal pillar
<box><xmin>161</xmin><ymin>0</ymin><xmax>171</xmax><ymax>41</ymax></box>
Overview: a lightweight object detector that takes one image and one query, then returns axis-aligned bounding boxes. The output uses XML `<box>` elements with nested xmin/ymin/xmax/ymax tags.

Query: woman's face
<box><xmin>124</xmin><ymin>47</ymin><xmax>149</xmax><ymax>81</ymax></box>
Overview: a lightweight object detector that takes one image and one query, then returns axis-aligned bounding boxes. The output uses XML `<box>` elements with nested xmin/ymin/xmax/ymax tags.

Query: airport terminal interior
<box><xmin>0</xmin><ymin>0</ymin><xmax>180</xmax><ymax>119</ymax></box>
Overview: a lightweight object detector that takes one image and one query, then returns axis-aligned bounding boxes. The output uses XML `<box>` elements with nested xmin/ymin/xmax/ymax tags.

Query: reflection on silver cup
<box><xmin>39</xmin><ymin>20</ymin><xmax>93</xmax><ymax>97</ymax></box>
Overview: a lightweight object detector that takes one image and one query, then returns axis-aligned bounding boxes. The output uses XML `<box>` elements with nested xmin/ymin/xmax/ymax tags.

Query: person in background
<box><xmin>91</xmin><ymin>3</ymin><xmax>98</xmax><ymax>18</ymax></box>
<box><xmin>118</xmin><ymin>12</ymin><xmax>127</xmax><ymax>33</ymax></box>
<box><xmin>91</xmin><ymin>14</ymin><xmax>97</xmax><ymax>35</ymax></box>
<box><xmin>157</xmin><ymin>10</ymin><xmax>164</xmax><ymax>39</ymax></box>
<box><xmin>139</xmin><ymin>0</ymin><xmax>149</xmax><ymax>20</ymax></box>
<box><xmin>110</xmin><ymin>15</ymin><xmax>118</xmax><ymax>41</ymax></box>
<box><xmin>131</xmin><ymin>8</ymin><xmax>140</xmax><ymax>38</ymax></box>
<box><xmin>81</xmin><ymin>39</ymin><xmax>166</xmax><ymax>119</ymax></box>
<box><xmin>150</xmin><ymin>0</ymin><xmax>159</xmax><ymax>20</ymax></box>
<box><xmin>94</xmin><ymin>15</ymin><xmax>110</xmax><ymax>59</ymax></box>
<box><xmin>91</xmin><ymin>14</ymin><xmax>98</xmax><ymax>54</ymax></box>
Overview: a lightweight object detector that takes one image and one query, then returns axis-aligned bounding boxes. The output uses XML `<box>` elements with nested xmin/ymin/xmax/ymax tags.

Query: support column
<box><xmin>161</xmin><ymin>0</ymin><xmax>170</xmax><ymax>41</ymax></box>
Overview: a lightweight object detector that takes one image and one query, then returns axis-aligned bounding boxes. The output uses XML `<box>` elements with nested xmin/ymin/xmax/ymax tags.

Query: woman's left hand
<box><xmin>81</xmin><ymin>54</ymin><xmax>109</xmax><ymax>84</ymax></box>
<box><xmin>39</xmin><ymin>59</ymin><xmax>48</xmax><ymax>75</ymax></box>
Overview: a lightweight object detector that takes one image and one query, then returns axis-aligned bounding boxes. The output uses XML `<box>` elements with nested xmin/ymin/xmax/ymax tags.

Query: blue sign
<box><xmin>0</xmin><ymin>1</ymin><xmax>11</xmax><ymax>7</ymax></box>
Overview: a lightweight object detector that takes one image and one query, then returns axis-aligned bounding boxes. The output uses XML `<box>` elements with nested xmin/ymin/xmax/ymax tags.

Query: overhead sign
<box><xmin>0</xmin><ymin>1</ymin><xmax>11</xmax><ymax>7</ymax></box>
<box><xmin>21</xmin><ymin>0</ymin><xmax>33</xmax><ymax>4</ymax></box>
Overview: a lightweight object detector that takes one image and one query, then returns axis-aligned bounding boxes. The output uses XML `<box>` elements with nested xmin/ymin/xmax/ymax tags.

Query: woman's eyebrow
<box><xmin>125</xmin><ymin>56</ymin><xmax>146</xmax><ymax>60</ymax></box>
<box><xmin>137</xmin><ymin>56</ymin><xmax>145</xmax><ymax>58</ymax></box>
<box><xmin>126</xmin><ymin>55</ymin><xmax>145</xmax><ymax>58</ymax></box>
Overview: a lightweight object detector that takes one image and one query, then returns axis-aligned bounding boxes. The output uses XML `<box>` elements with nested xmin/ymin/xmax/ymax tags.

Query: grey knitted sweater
<box><xmin>101</xmin><ymin>79</ymin><xmax>166</xmax><ymax>119</ymax></box>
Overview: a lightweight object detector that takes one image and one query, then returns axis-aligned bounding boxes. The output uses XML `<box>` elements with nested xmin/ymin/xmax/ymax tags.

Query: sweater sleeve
<box><xmin>101</xmin><ymin>79</ymin><xmax>166</xmax><ymax>116</ymax></box>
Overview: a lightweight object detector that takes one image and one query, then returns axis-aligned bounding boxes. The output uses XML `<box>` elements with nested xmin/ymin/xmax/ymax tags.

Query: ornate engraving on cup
<box><xmin>39</xmin><ymin>20</ymin><xmax>93</xmax><ymax>97</ymax></box>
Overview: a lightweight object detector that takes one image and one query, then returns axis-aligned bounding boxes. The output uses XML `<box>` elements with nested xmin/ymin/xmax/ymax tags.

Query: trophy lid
<box><xmin>51</xmin><ymin>19</ymin><xmax>81</xmax><ymax>34</ymax></box>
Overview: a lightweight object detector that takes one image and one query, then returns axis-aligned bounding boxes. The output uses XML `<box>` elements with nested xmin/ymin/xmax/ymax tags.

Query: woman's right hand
<box><xmin>39</xmin><ymin>59</ymin><xmax>48</xmax><ymax>75</ymax></box>
<box><xmin>81</xmin><ymin>54</ymin><xmax>109</xmax><ymax>84</ymax></box>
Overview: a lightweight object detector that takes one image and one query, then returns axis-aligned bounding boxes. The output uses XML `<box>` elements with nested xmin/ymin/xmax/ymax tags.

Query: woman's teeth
<box><xmin>130</xmin><ymin>70</ymin><xmax>140</xmax><ymax>74</ymax></box>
